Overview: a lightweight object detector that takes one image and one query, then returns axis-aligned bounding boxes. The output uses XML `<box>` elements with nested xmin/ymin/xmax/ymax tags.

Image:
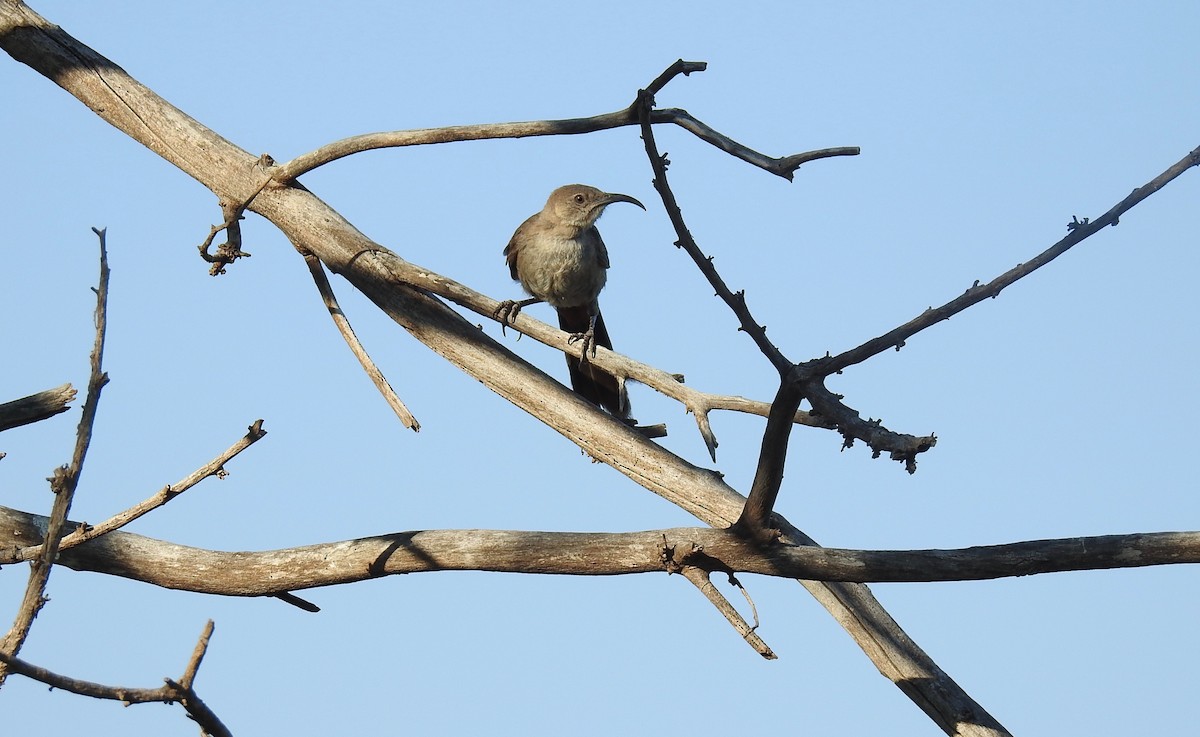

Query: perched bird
<box><xmin>496</xmin><ymin>184</ymin><xmax>645</xmax><ymax>418</ymax></box>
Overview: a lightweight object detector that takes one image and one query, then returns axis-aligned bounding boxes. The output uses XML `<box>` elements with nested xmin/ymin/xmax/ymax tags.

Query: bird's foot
<box><xmin>567</xmin><ymin>328</ymin><xmax>597</xmax><ymax>360</ymax></box>
<box><xmin>493</xmin><ymin>300</ymin><xmax>522</xmax><ymax>336</ymax></box>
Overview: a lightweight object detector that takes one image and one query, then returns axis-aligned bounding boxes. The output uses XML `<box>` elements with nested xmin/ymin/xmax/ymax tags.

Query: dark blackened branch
<box><xmin>821</xmin><ymin>144</ymin><xmax>1200</xmax><ymax>376</ymax></box>
<box><xmin>0</xmin><ymin>384</ymin><xmax>76</xmax><ymax>433</ymax></box>
<box><xmin>642</xmin><ymin>59</ymin><xmax>708</xmax><ymax>96</ymax></box>
<box><xmin>197</xmin><ymin>200</ymin><xmax>250</xmax><ymax>276</ymax></box>
<box><xmin>635</xmin><ymin>89</ymin><xmax>794</xmax><ymax>376</ymax></box>
<box><xmin>0</xmin><ymin>228</ymin><xmax>110</xmax><ymax>682</ymax></box>
<box><xmin>301</xmin><ymin>252</ymin><xmax>420</xmax><ymax>431</ymax></box>
<box><xmin>735</xmin><ymin>378</ymin><xmax>805</xmax><ymax>540</ymax></box>
<box><xmin>32</xmin><ymin>420</ymin><xmax>268</xmax><ymax>559</ymax></box>
<box><xmin>0</xmin><ymin>634</ymin><xmax>233</xmax><ymax>737</ymax></box>
<box><xmin>0</xmin><ymin>649</ymin><xmax>175</xmax><ymax>702</ymax></box>
<box><xmin>806</xmin><ymin>377</ymin><xmax>937</xmax><ymax>473</ymax></box>
<box><xmin>197</xmin><ymin>155</ymin><xmax>276</xmax><ymax>276</ymax></box>
<box><xmin>662</xmin><ymin>108</ymin><xmax>859</xmax><ymax>181</ymax></box>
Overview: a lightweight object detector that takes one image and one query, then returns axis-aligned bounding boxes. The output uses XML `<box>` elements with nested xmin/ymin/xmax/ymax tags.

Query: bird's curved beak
<box><xmin>600</xmin><ymin>192</ymin><xmax>647</xmax><ymax>211</ymax></box>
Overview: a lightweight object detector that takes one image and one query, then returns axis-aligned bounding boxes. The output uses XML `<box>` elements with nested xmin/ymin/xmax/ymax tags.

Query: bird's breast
<box><xmin>517</xmin><ymin>235</ymin><xmax>607</xmax><ymax>308</ymax></box>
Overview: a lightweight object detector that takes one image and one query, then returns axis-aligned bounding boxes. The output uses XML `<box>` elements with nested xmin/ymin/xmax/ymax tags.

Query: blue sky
<box><xmin>3</xmin><ymin>2</ymin><xmax>1198</xmax><ymax>734</ymax></box>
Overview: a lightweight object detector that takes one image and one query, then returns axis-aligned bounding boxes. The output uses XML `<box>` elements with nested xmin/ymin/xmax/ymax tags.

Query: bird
<box><xmin>495</xmin><ymin>184</ymin><xmax>645</xmax><ymax>419</ymax></box>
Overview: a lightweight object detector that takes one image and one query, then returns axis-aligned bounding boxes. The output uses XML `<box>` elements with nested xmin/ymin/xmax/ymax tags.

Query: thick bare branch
<box><xmin>735</xmin><ymin>379</ymin><xmax>804</xmax><ymax>540</ymax></box>
<box><xmin>4</xmin><ymin>506</ymin><xmax>1197</xmax><ymax>589</ymax></box>
<box><xmin>0</xmin><ymin>384</ymin><xmax>76</xmax><ymax>433</ymax></box>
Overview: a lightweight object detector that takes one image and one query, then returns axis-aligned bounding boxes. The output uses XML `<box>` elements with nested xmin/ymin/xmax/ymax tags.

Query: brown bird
<box><xmin>496</xmin><ymin>184</ymin><xmax>645</xmax><ymax>418</ymax></box>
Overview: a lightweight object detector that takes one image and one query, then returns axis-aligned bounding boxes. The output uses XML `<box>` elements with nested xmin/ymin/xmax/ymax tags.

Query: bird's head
<box><xmin>546</xmin><ymin>184</ymin><xmax>646</xmax><ymax>229</ymax></box>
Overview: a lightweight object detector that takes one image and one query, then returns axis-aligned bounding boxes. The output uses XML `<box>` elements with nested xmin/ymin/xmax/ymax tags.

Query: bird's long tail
<box><xmin>557</xmin><ymin>305</ymin><xmax>630</xmax><ymax>419</ymax></box>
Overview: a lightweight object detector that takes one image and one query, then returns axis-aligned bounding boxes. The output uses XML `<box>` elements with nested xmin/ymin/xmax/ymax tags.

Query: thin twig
<box><xmin>20</xmin><ymin>420</ymin><xmax>268</xmax><ymax>560</ymax></box>
<box><xmin>635</xmin><ymin>85</ymin><xmax>794</xmax><ymax>376</ymax></box>
<box><xmin>0</xmin><ymin>384</ymin><xmax>77</xmax><ymax>432</ymax></box>
<box><xmin>268</xmin><ymin>60</ymin><xmax>853</xmax><ymax>184</ymax></box>
<box><xmin>679</xmin><ymin>565</ymin><xmax>776</xmax><ymax>659</ymax></box>
<box><xmin>0</xmin><ymin>632</ymin><xmax>233</xmax><ymax>737</ymax></box>
<box><xmin>303</xmin><ymin>252</ymin><xmax>419</xmax><ymax>431</ymax></box>
<box><xmin>178</xmin><ymin>620</ymin><xmax>213</xmax><ymax>690</ymax></box>
<box><xmin>820</xmin><ymin>144</ymin><xmax>1200</xmax><ymax>376</ymax></box>
<box><xmin>0</xmin><ymin>227</ymin><xmax>110</xmax><ymax>684</ymax></box>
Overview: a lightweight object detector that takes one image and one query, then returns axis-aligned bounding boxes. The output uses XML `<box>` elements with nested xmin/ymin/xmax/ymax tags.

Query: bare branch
<box><xmin>678</xmin><ymin>565</ymin><xmax>776</xmax><ymax>659</ymax></box>
<box><xmin>178</xmin><ymin>620</ymin><xmax>213</xmax><ymax>690</ymax></box>
<box><xmin>635</xmin><ymin>88</ymin><xmax>794</xmax><ymax>376</ymax></box>
<box><xmin>805</xmin><ymin>376</ymin><xmax>937</xmax><ymax>473</ymax></box>
<box><xmin>821</xmin><ymin>144</ymin><xmax>1200</xmax><ymax>375</ymax></box>
<box><xmin>0</xmin><ymin>11</ymin><xmax>1014</xmax><ymax>729</ymax></box>
<box><xmin>302</xmin><ymin>252</ymin><xmax>420</xmax><ymax>430</ymax></box>
<box><xmin>3</xmin><ymin>506</ymin><xmax>1195</xmax><ymax>591</ymax></box>
<box><xmin>0</xmin><ymin>384</ymin><xmax>76</xmax><ymax>433</ymax></box>
<box><xmin>735</xmin><ymin>379</ymin><xmax>804</xmax><ymax>540</ymax></box>
<box><xmin>376</xmin><ymin>249</ymin><xmax>830</xmax><ymax>458</ymax></box>
<box><xmin>17</xmin><ymin>420</ymin><xmax>268</xmax><ymax>560</ymax></box>
<box><xmin>0</xmin><ymin>630</ymin><xmax>233</xmax><ymax>737</ymax></box>
<box><xmin>1</xmin><ymin>227</ymin><xmax>110</xmax><ymax>682</ymax></box>
<box><xmin>664</xmin><ymin>107</ymin><xmax>860</xmax><ymax>181</ymax></box>
<box><xmin>270</xmin><ymin>59</ymin><xmax>852</xmax><ymax>184</ymax></box>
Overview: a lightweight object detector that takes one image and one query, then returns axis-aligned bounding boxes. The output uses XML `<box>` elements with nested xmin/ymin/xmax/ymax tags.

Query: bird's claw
<box><xmin>568</xmin><ymin>329</ymin><xmax>597</xmax><ymax>360</ymax></box>
<box><xmin>494</xmin><ymin>300</ymin><xmax>521</xmax><ymax>336</ymax></box>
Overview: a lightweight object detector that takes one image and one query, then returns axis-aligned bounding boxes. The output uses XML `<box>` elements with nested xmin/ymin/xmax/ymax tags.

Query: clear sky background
<box><xmin>3</xmin><ymin>2</ymin><xmax>1198</xmax><ymax>734</ymax></box>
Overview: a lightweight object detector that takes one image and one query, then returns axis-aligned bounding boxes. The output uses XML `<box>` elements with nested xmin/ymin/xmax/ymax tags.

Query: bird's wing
<box><xmin>589</xmin><ymin>226</ymin><xmax>610</xmax><ymax>270</ymax></box>
<box><xmin>503</xmin><ymin>215</ymin><xmax>538</xmax><ymax>281</ymax></box>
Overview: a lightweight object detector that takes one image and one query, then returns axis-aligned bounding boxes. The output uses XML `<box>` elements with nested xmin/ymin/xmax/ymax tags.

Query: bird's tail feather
<box><xmin>558</xmin><ymin>306</ymin><xmax>630</xmax><ymax>419</ymax></box>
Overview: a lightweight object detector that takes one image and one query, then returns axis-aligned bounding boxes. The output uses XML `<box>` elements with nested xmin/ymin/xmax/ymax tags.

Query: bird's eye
<box><xmin>574</xmin><ymin>194</ymin><xmax>585</xmax><ymax>203</ymax></box>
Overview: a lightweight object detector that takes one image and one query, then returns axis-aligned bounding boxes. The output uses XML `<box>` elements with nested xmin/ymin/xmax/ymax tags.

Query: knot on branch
<box><xmin>660</xmin><ymin>535</ymin><xmax>732</xmax><ymax>575</ymax></box>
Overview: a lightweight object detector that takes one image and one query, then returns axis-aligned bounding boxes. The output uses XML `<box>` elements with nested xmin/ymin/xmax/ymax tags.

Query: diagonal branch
<box><xmin>377</xmin><ymin>249</ymin><xmax>833</xmax><ymax>459</ymax></box>
<box><xmin>302</xmin><ymin>252</ymin><xmax>419</xmax><ymax>431</ymax></box>
<box><xmin>20</xmin><ymin>420</ymin><xmax>267</xmax><ymax>559</ymax></box>
<box><xmin>635</xmin><ymin>85</ymin><xmax>794</xmax><ymax>376</ymax></box>
<box><xmin>821</xmin><ymin>144</ymin><xmax>1200</xmax><ymax>375</ymax></box>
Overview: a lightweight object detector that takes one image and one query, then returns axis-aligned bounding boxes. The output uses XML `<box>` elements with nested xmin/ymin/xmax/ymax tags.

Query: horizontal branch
<box><xmin>3</xmin><ymin>506</ymin><xmax>1196</xmax><ymax>592</ymax></box>
<box><xmin>271</xmin><ymin>60</ymin><xmax>855</xmax><ymax>183</ymax></box>
<box><xmin>0</xmin><ymin>383</ymin><xmax>76</xmax><ymax>432</ymax></box>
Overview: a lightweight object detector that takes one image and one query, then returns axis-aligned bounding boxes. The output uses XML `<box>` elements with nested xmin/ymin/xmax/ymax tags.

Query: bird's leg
<box><xmin>567</xmin><ymin>312</ymin><xmax>599</xmax><ymax>360</ymax></box>
<box><xmin>493</xmin><ymin>297</ymin><xmax>542</xmax><ymax>336</ymax></box>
